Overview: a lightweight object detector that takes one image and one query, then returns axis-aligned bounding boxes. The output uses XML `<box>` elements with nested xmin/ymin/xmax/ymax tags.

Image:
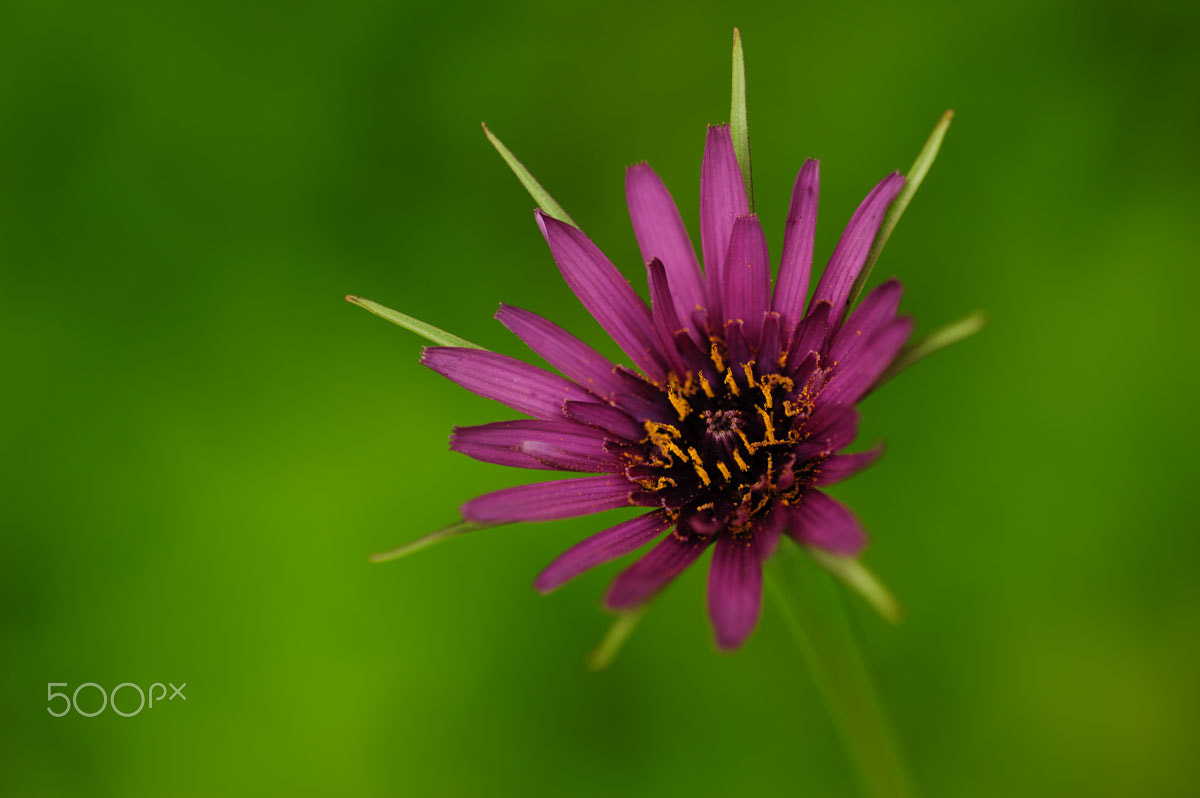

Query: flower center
<box><xmin>627</xmin><ymin>332</ymin><xmax>823</xmax><ymax>535</ymax></box>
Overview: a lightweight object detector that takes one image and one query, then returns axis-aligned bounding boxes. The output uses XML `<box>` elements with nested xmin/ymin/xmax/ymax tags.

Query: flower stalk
<box><xmin>766</xmin><ymin>550</ymin><xmax>914</xmax><ymax>798</ymax></box>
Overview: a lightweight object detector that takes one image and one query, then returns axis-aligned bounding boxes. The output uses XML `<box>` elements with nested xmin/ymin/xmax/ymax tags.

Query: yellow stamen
<box><xmin>741</xmin><ymin>362</ymin><xmax>757</xmax><ymax>389</ymax></box>
<box><xmin>697</xmin><ymin>371</ymin><xmax>715</xmax><ymax>398</ymax></box>
<box><xmin>756</xmin><ymin>406</ymin><xmax>778</xmax><ymax>444</ymax></box>
<box><xmin>709</xmin><ymin>341</ymin><xmax>725</xmax><ymax>372</ymax></box>
<box><xmin>715</xmin><ymin>462</ymin><xmax>732</xmax><ymax>482</ymax></box>
<box><xmin>666</xmin><ymin>383</ymin><xmax>692</xmax><ymax>420</ymax></box>
<box><xmin>686</xmin><ymin>446</ymin><xmax>711</xmax><ymax>486</ymax></box>
<box><xmin>732</xmin><ymin>450</ymin><xmax>750</xmax><ymax>472</ymax></box>
<box><xmin>723</xmin><ymin>369</ymin><xmax>740</xmax><ymax>396</ymax></box>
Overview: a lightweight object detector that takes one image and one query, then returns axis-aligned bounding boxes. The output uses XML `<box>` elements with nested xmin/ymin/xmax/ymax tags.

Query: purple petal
<box><xmin>773</xmin><ymin>159</ymin><xmax>820</xmax><ymax>335</ymax></box>
<box><xmin>818</xmin><ymin>317</ymin><xmax>913</xmax><ymax>407</ymax></box>
<box><xmin>422</xmin><ymin>347</ymin><xmax>597</xmax><ymax>421</ymax></box>
<box><xmin>792</xmin><ymin>404</ymin><xmax>860</xmax><ymax>460</ymax></box>
<box><xmin>451</xmin><ymin>419</ymin><xmax>609</xmax><ymax>471</ymax></box>
<box><xmin>810</xmin><ymin>173</ymin><xmax>906</xmax><ymax>325</ymax></box>
<box><xmin>496</xmin><ymin>304</ymin><xmax>626</xmax><ymax>398</ymax></box>
<box><xmin>625</xmin><ymin>163</ymin><xmax>706</xmax><ymax>332</ymax></box>
<box><xmin>605</xmin><ymin>531</ymin><xmax>714</xmax><ymax>609</ymax></box>
<box><xmin>722</xmin><ymin>215</ymin><xmax>771</xmax><ymax>344</ymax></box>
<box><xmin>707</xmin><ymin>533</ymin><xmax>764</xmax><ymax>650</ymax></box>
<box><xmin>646</xmin><ymin>259</ymin><xmax>689</xmax><ymax>376</ymax></box>
<box><xmin>536</xmin><ymin>211</ymin><xmax>669</xmax><ymax>382</ymax></box>
<box><xmin>813</xmin><ymin>446</ymin><xmax>884</xmax><ymax>485</ymax></box>
<box><xmin>534</xmin><ymin>510</ymin><xmax>673</xmax><ymax>593</ymax></box>
<box><xmin>756</xmin><ymin>312</ymin><xmax>783</xmax><ymax>376</ymax></box>
<box><xmin>462</xmin><ymin>475</ymin><xmax>641</xmax><ymax>523</ymax></box>
<box><xmin>563</xmin><ymin>401</ymin><xmax>646</xmax><ymax>442</ymax></box>
<box><xmin>827</xmin><ymin>279</ymin><xmax>903</xmax><ymax>368</ymax></box>
<box><xmin>786</xmin><ymin>301</ymin><xmax>832</xmax><ymax>370</ymax></box>
<box><xmin>756</xmin><ymin>506</ymin><xmax>786</xmax><ymax>559</ymax></box>
<box><xmin>700</xmin><ymin>125</ymin><xmax>749</xmax><ymax>325</ymax></box>
<box><xmin>723</xmin><ymin>318</ymin><xmax>754</xmax><ymax>374</ymax></box>
<box><xmin>784</xmin><ymin>490</ymin><xmax>868</xmax><ymax>555</ymax></box>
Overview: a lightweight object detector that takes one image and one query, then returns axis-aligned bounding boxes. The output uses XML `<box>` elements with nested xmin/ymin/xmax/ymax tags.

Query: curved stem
<box><xmin>765</xmin><ymin>552</ymin><xmax>915</xmax><ymax>798</ymax></box>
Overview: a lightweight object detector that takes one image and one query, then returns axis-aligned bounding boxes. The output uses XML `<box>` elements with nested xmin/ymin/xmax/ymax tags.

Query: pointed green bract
<box><xmin>806</xmin><ymin>547</ymin><xmax>903</xmax><ymax>624</ymax></box>
<box><xmin>850</xmin><ymin>110</ymin><xmax>955</xmax><ymax>306</ymax></box>
<box><xmin>879</xmin><ymin>309</ymin><xmax>987</xmax><ymax>384</ymax></box>
<box><xmin>730</xmin><ymin>28</ymin><xmax>754</xmax><ymax>211</ymax></box>
<box><xmin>586</xmin><ymin>607</ymin><xmax>647</xmax><ymax>671</ymax></box>
<box><xmin>482</xmin><ymin>123</ymin><xmax>576</xmax><ymax>227</ymax></box>
<box><xmin>345</xmin><ymin>295</ymin><xmax>485</xmax><ymax>350</ymax></box>
<box><xmin>369</xmin><ymin>520</ymin><xmax>488</xmax><ymax>563</ymax></box>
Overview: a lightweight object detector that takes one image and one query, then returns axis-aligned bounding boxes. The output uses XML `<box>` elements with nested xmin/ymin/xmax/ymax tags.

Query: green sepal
<box><xmin>346</xmin><ymin>295</ymin><xmax>485</xmax><ymax>350</ymax></box>
<box><xmin>851</xmin><ymin>110</ymin><xmax>955</xmax><ymax>305</ymax></box>
<box><xmin>369</xmin><ymin>520</ymin><xmax>490</xmax><ymax>563</ymax></box>
<box><xmin>482</xmin><ymin>123</ymin><xmax>576</xmax><ymax>227</ymax></box>
<box><xmin>730</xmin><ymin>28</ymin><xmax>754</xmax><ymax>211</ymax></box>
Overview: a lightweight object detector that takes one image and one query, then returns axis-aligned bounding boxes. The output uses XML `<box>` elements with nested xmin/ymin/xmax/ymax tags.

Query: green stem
<box><xmin>765</xmin><ymin>552</ymin><xmax>914</xmax><ymax>798</ymax></box>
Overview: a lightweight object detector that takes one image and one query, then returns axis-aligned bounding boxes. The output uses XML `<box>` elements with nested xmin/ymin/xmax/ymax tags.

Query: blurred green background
<box><xmin>3</xmin><ymin>0</ymin><xmax>1199</xmax><ymax>795</ymax></box>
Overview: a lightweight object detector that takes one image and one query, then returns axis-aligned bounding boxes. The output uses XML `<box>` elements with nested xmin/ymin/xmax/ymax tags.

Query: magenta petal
<box><xmin>785</xmin><ymin>490</ymin><xmax>868</xmax><ymax>555</ymax></box>
<box><xmin>786</xmin><ymin>301</ymin><xmax>832</xmax><ymax>369</ymax></box>
<box><xmin>496</xmin><ymin>304</ymin><xmax>626</xmax><ymax>398</ymax></box>
<box><xmin>810</xmin><ymin>172</ymin><xmax>906</xmax><ymax>325</ymax></box>
<box><xmin>773</xmin><ymin>159</ymin><xmax>820</xmax><ymax>336</ymax></box>
<box><xmin>756</xmin><ymin>506</ymin><xmax>786</xmax><ymax>559</ymax></box>
<box><xmin>422</xmin><ymin>347</ymin><xmax>597</xmax><ymax>421</ymax></box>
<box><xmin>707</xmin><ymin>533</ymin><xmax>764</xmax><ymax>650</ymax></box>
<box><xmin>792</xmin><ymin>404</ymin><xmax>860</xmax><ymax>460</ymax></box>
<box><xmin>451</xmin><ymin>419</ymin><xmax>611</xmax><ymax>471</ymax></box>
<box><xmin>534</xmin><ymin>510</ymin><xmax>673</xmax><ymax>593</ymax></box>
<box><xmin>536</xmin><ymin>211</ymin><xmax>669</xmax><ymax>382</ymax></box>
<box><xmin>625</xmin><ymin>163</ymin><xmax>706</xmax><ymax>332</ymax></box>
<box><xmin>756</xmin><ymin>312</ymin><xmax>783</xmax><ymax>375</ymax></box>
<box><xmin>722</xmin><ymin>215</ymin><xmax>771</xmax><ymax>344</ymax></box>
<box><xmin>646</xmin><ymin>259</ymin><xmax>689</xmax><ymax>376</ymax></box>
<box><xmin>827</xmin><ymin>279</ymin><xmax>903</xmax><ymax>368</ymax></box>
<box><xmin>819</xmin><ymin>317</ymin><xmax>914</xmax><ymax>406</ymax></box>
<box><xmin>700</xmin><ymin>125</ymin><xmax>749</xmax><ymax>325</ymax></box>
<box><xmin>563</xmin><ymin>401</ymin><xmax>646</xmax><ymax>442</ymax></box>
<box><xmin>813</xmin><ymin>446</ymin><xmax>884</xmax><ymax>485</ymax></box>
<box><xmin>605</xmin><ymin>531</ymin><xmax>714</xmax><ymax>609</ymax></box>
<box><xmin>462</xmin><ymin>475</ymin><xmax>641</xmax><ymax>523</ymax></box>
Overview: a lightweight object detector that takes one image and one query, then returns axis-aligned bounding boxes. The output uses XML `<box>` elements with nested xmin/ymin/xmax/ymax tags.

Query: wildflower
<box><xmin>412</xmin><ymin>123</ymin><xmax>918</xmax><ymax>649</ymax></box>
<box><xmin>353</xmin><ymin>34</ymin><xmax>981</xmax><ymax>653</ymax></box>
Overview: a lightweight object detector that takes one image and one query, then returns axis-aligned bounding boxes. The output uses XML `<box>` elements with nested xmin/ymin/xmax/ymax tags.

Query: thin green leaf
<box><xmin>879</xmin><ymin>309</ymin><xmax>987</xmax><ymax>385</ymax></box>
<box><xmin>730</xmin><ymin>27</ymin><xmax>754</xmax><ymax>211</ymax></box>
<box><xmin>369</xmin><ymin>520</ymin><xmax>488</xmax><ymax>563</ymax></box>
<box><xmin>481</xmin><ymin>123</ymin><xmax>576</xmax><ymax>227</ymax></box>
<box><xmin>805</xmin><ymin>547</ymin><xmax>903</xmax><ymax>624</ymax></box>
<box><xmin>850</xmin><ymin>109</ymin><xmax>954</xmax><ymax>306</ymax></box>
<box><xmin>586</xmin><ymin>607</ymin><xmax>647</xmax><ymax>671</ymax></box>
<box><xmin>345</xmin><ymin>295</ymin><xmax>485</xmax><ymax>350</ymax></box>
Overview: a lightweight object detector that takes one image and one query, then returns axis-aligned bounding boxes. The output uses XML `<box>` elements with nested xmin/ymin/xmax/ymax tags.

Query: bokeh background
<box><xmin>3</xmin><ymin>0</ymin><xmax>1199</xmax><ymax>795</ymax></box>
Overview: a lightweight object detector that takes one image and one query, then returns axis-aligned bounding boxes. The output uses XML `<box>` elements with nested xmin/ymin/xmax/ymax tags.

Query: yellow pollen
<box><xmin>686</xmin><ymin>446</ymin><xmax>711</xmax><ymax>486</ymax></box>
<box><xmin>697</xmin><ymin>371</ymin><xmax>715</xmax><ymax>398</ymax></box>
<box><xmin>741</xmin><ymin>362</ymin><xmax>757</xmax><ymax>388</ymax></box>
<box><xmin>716</xmin><ymin>462</ymin><xmax>732</xmax><ymax>481</ymax></box>
<box><xmin>756</xmin><ymin>406</ymin><xmax>778</xmax><ymax>444</ymax></box>
<box><xmin>666</xmin><ymin>383</ymin><xmax>692</xmax><ymax>420</ymax></box>
<box><xmin>709</xmin><ymin>341</ymin><xmax>725</xmax><ymax>372</ymax></box>
<box><xmin>723</xmin><ymin>369</ymin><xmax>740</xmax><ymax>396</ymax></box>
<box><xmin>732</xmin><ymin>450</ymin><xmax>750</xmax><ymax>472</ymax></box>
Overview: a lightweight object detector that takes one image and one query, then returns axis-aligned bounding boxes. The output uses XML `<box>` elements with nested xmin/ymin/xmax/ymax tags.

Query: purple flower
<box><xmin>419</xmin><ymin>124</ymin><xmax>914</xmax><ymax>650</ymax></box>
